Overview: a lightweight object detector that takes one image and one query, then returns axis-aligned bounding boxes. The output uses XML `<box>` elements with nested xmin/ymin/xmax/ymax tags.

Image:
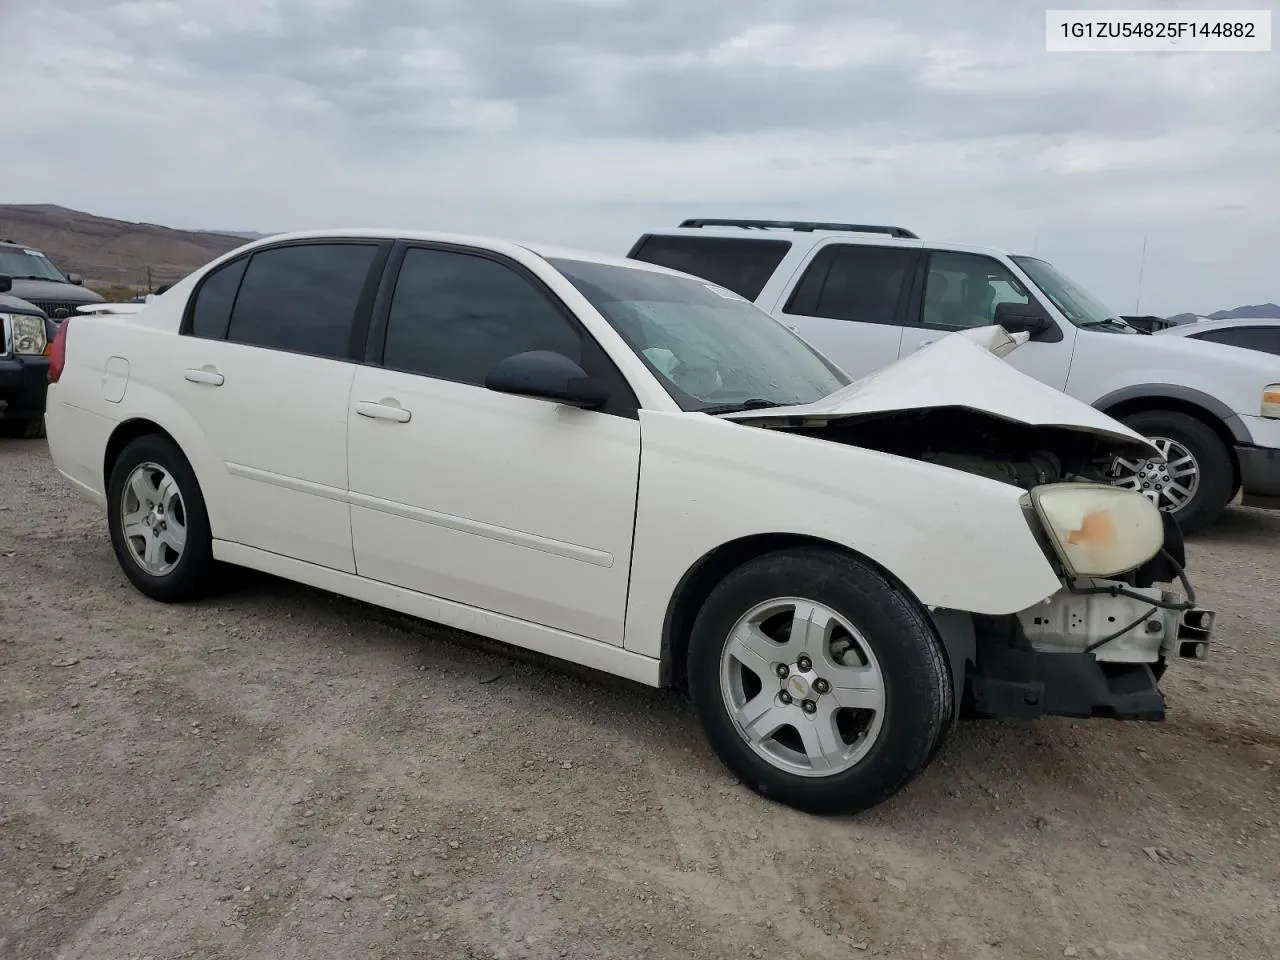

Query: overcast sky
<box><xmin>6</xmin><ymin>0</ymin><xmax>1278</xmax><ymax>315</ymax></box>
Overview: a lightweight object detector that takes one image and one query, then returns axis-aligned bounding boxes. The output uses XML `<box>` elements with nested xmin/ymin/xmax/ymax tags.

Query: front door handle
<box><xmin>184</xmin><ymin>366</ymin><xmax>224</xmax><ymax>386</ymax></box>
<box><xmin>354</xmin><ymin>399</ymin><xmax>412</xmax><ymax>423</ymax></box>
<box><xmin>914</xmin><ymin>339</ymin><xmax>936</xmax><ymax>351</ymax></box>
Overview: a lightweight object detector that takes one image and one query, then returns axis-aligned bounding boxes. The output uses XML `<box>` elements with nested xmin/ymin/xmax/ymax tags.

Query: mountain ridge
<box><xmin>0</xmin><ymin>203</ymin><xmax>260</xmax><ymax>292</ymax></box>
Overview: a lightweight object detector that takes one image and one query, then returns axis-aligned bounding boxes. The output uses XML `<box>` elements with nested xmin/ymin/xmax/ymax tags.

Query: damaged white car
<box><xmin>43</xmin><ymin>230</ymin><xmax>1215</xmax><ymax>814</ymax></box>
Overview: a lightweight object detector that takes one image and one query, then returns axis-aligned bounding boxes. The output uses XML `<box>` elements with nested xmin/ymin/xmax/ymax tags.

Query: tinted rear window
<box><xmin>225</xmin><ymin>243</ymin><xmax>377</xmax><ymax>360</ymax></box>
<box><xmin>628</xmin><ymin>235</ymin><xmax>790</xmax><ymax>301</ymax></box>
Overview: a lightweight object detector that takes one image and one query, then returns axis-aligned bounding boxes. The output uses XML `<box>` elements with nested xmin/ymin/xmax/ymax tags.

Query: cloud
<box><xmin>3</xmin><ymin>0</ymin><xmax>1278</xmax><ymax>314</ymax></box>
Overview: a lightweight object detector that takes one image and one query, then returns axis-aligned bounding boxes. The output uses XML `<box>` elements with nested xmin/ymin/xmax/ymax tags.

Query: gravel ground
<box><xmin>1</xmin><ymin>437</ymin><xmax>1277</xmax><ymax>960</ymax></box>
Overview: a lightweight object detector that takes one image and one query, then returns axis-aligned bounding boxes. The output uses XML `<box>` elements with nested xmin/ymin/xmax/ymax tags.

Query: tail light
<box><xmin>49</xmin><ymin>319</ymin><xmax>69</xmax><ymax>383</ymax></box>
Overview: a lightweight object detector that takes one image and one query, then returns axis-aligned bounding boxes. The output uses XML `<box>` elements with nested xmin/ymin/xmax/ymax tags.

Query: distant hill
<box><xmin>1166</xmin><ymin>303</ymin><xmax>1280</xmax><ymax>325</ymax></box>
<box><xmin>0</xmin><ymin>203</ymin><xmax>260</xmax><ymax>293</ymax></box>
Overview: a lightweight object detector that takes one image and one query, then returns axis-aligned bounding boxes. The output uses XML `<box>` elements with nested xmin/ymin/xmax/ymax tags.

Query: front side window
<box><xmin>920</xmin><ymin>251</ymin><xmax>1032</xmax><ymax>330</ymax></box>
<box><xmin>551</xmin><ymin>257</ymin><xmax>848</xmax><ymax>412</ymax></box>
<box><xmin>224</xmin><ymin>243</ymin><xmax>378</xmax><ymax>359</ymax></box>
<box><xmin>382</xmin><ymin>247</ymin><xmax>583</xmax><ymax>386</ymax></box>
<box><xmin>783</xmin><ymin>244</ymin><xmax>916</xmax><ymax>325</ymax></box>
<box><xmin>0</xmin><ymin>246</ymin><xmax>67</xmax><ymax>283</ymax></box>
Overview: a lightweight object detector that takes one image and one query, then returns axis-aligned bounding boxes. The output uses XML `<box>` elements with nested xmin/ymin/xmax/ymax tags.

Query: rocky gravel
<box><xmin>1</xmin><ymin>437</ymin><xmax>1277</xmax><ymax>960</ymax></box>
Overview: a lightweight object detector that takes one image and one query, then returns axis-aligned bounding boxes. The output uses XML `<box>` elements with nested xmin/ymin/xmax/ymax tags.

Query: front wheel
<box><xmin>686</xmin><ymin>547</ymin><xmax>953</xmax><ymax>815</ymax></box>
<box><xmin>1105</xmin><ymin>410</ymin><xmax>1234</xmax><ymax>535</ymax></box>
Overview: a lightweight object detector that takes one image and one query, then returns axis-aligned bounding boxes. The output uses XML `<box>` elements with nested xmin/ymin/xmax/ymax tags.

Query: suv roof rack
<box><xmin>677</xmin><ymin>218</ymin><xmax>919</xmax><ymax>239</ymax></box>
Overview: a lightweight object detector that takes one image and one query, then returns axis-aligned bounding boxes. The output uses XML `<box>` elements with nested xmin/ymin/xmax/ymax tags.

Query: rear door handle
<box><xmin>354</xmin><ymin>399</ymin><xmax>412</xmax><ymax>423</ymax></box>
<box><xmin>914</xmin><ymin>339</ymin><xmax>936</xmax><ymax>351</ymax></box>
<box><xmin>184</xmin><ymin>366</ymin><xmax>224</xmax><ymax>386</ymax></box>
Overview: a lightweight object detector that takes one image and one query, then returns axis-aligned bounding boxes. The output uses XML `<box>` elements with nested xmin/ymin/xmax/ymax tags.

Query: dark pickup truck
<box><xmin>0</xmin><ymin>274</ymin><xmax>54</xmax><ymax>439</ymax></box>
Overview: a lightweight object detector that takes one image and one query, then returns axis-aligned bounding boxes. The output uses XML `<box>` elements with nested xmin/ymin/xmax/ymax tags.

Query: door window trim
<box><xmin>179</xmin><ymin>237</ymin><xmax>392</xmax><ymax>364</ymax></box>
<box><xmin>362</xmin><ymin>240</ymin><xmax>641</xmax><ymax>419</ymax></box>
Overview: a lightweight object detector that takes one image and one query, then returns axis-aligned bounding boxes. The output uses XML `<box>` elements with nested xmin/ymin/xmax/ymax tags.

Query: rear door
<box><xmin>776</xmin><ymin>243</ymin><xmax>922</xmax><ymax>379</ymax></box>
<box><xmin>172</xmin><ymin>239</ymin><xmax>388</xmax><ymax>572</ymax></box>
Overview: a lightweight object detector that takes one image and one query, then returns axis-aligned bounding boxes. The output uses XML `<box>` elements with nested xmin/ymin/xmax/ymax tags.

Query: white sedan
<box><xmin>44</xmin><ymin>229</ymin><xmax>1215</xmax><ymax>814</ymax></box>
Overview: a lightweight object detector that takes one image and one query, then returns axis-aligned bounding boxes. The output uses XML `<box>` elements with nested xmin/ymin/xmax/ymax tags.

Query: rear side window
<box><xmin>224</xmin><ymin>243</ymin><xmax>378</xmax><ymax>360</ymax></box>
<box><xmin>1190</xmin><ymin>325</ymin><xmax>1280</xmax><ymax>356</ymax></box>
<box><xmin>381</xmin><ymin>247</ymin><xmax>583</xmax><ymax>386</ymax></box>
<box><xmin>784</xmin><ymin>244</ymin><xmax>916</xmax><ymax>324</ymax></box>
<box><xmin>189</xmin><ymin>256</ymin><xmax>248</xmax><ymax>339</ymax></box>
<box><xmin>628</xmin><ymin>235</ymin><xmax>790</xmax><ymax>301</ymax></box>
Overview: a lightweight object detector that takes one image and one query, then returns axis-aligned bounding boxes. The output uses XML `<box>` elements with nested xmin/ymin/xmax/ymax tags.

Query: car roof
<box><xmin>230</xmin><ymin>228</ymin><xmax>690</xmax><ymax>277</ymax></box>
<box><xmin>1160</xmin><ymin>316</ymin><xmax>1280</xmax><ymax>336</ymax></box>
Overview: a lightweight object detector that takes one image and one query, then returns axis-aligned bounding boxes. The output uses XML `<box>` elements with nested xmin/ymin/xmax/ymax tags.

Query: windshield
<box><xmin>0</xmin><ymin>246</ymin><xmax>67</xmax><ymax>282</ymax></box>
<box><xmin>1010</xmin><ymin>256</ymin><xmax>1126</xmax><ymax>329</ymax></box>
<box><xmin>548</xmin><ymin>257</ymin><xmax>850</xmax><ymax>412</ymax></box>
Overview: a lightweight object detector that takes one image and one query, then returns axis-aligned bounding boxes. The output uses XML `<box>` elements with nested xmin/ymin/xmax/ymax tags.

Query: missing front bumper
<box><xmin>961</xmin><ymin>589</ymin><xmax>1215</xmax><ymax>723</ymax></box>
<box><xmin>966</xmin><ymin>645</ymin><xmax>1168</xmax><ymax>721</ymax></box>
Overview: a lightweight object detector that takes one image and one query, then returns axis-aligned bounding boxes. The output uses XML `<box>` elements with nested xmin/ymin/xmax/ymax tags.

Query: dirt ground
<box><xmin>1</xmin><ymin>438</ymin><xmax>1277</xmax><ymax>960</ymax></box>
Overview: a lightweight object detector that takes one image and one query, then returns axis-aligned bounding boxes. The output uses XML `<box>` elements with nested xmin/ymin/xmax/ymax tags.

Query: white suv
<box><xmin>627</xmin><ymin>219</ymin><xmax>1280</xmax><ymax>533</ymax></box>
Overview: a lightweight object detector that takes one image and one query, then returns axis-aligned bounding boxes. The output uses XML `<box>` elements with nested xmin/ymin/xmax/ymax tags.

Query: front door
<box><xmin>896</xmin><ymin>250</ymin><xmax>1076</xmax><ymax>389</ymax></box>
<box><xmin>346</xmin><ymin>244</ymin><xmax>642</xmax><ymax>646</ymax></box>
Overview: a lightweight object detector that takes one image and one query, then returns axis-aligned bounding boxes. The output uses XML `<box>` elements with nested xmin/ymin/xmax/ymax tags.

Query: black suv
<box><xmin>0</xmin><ymin>239</ymin><xmax>105</xmax><ymax>319</ymax></box>
<box><xmin>0</xmin><ymin>275</ymin><xmax>55</xmax><ymax>438</ymax></box>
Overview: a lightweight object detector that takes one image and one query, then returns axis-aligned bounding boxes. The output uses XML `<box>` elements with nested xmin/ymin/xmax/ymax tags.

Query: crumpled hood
<box><xmin>720</xmin><ymin>326</ymin><xmax>1159</xmax><ymax>457</ymax></box>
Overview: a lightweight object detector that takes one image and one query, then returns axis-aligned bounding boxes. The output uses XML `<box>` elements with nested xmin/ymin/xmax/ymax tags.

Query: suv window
<box><xmin>382</xmin><ymin>247</ymin><xmax>583</xmax><ymax>387</ymax></box>
<box><xmin>920</xmin><ymin>251</ymin><xmax>1031</xmax><ymax>330</ymax></box>
<box><xmin>783</xmin><ymin>244</ymin><xmax>916</xmax><ymax>324</ymax></box>
<box><xmin>223</xmin><ymin>243</ymin><xmax>378</xmax><ymax>359</ymax></box>
<box><xmin>628</xmin><ymin>235</ymin><xmax>790</xmax><ymax>301</ymax></box>
<box><xmin>190</xmin><ymin>256</ymin><xmax>248</xmax><ymax>339</ymax></box>
<box><xmin>1189</xmin><ymin>325</ymin><xmax>1280</xmax><ymax>356</ymax></box>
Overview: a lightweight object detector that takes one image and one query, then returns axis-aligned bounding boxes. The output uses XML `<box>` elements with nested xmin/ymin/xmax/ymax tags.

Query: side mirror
<box><xmin>67</xmin><ymin>273</ymin><xmax>84</xmax><ymax>285</ymax></box>
<box><xmin>994</xmin><ymin>301</ymin><xmax>1053</xmax><ymax>337</ymax></box>
<box><xmin>485</xmin><ymin>350</ymin><xmax>609</xmax><ymax>410</ymax></box>
<box><xmin>0</xmin><ymin>274</ymin><xmax>10</xmax><ymax>294</ymax></box>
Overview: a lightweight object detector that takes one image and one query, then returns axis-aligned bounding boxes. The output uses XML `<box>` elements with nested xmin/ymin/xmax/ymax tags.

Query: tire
<box><xmin>1113</xmin><ymin>410</ymin><xmax>1234</xmax><ymax>535</ymax></box>
<box><xmin>106</xmin><ymin>434</ymin><xmax>217</xmax><ymax>602</ymax></box>
<box><xmin>686</xmin><ymin>547</ymin><xmax>953</xmax><ymax>815</ymax></box>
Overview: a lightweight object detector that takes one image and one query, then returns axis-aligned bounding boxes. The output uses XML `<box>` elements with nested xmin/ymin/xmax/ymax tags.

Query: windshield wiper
<box><xmin>7</xmin><ymin>275</ymin><xmax>58</xmax><ymax>282</ymax></box>
<box><xmin>701</xmin><ymin>399</ymin><xmax>786</xmax><ymax>415</ymax></box>
<box><xmin>1080</xmin><ymin>317</ymin><xmax>1137</xmax><ymax>332</ymax></box>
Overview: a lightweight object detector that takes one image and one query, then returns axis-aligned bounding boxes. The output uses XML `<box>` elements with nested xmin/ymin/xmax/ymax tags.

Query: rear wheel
<box><xmin>1104</xmin><ymin>410</ymin><xmax>1234</xmax><ymax>535</ymax></box>
<box><xmin>686</xmin><ymin>547</ymin><xmax>953</xmax><ymax>815</ymax></box>
<box><xmin>106</xmin><ymin>434</ymin><xmax>216</xmax><ymax>602</ymax></box>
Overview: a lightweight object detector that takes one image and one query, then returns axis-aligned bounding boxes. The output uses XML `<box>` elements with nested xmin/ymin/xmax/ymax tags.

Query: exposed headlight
<box><xmin>1025</xmin><ymin>482</ymin><xmax>1164</xmax><ymax>578</ymax></box>
<box><xmin>4</xmin><ymin>314</ymin><xmax>48</xmax><ymax>355</ymax></box>
<box><xmin>1262</xmin><ymin>384</ymin><xmax>1280</xmax><ymax>419</ymax></box>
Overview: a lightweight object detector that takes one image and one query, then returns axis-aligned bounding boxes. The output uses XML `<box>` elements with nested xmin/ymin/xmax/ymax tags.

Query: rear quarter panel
<box><xmin>45</xmin><ymin>313</ymin><xmax>233</xmax><ymax>538</ymax></box>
